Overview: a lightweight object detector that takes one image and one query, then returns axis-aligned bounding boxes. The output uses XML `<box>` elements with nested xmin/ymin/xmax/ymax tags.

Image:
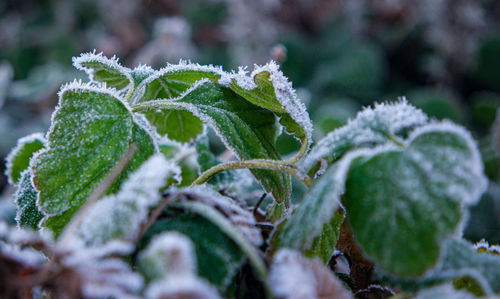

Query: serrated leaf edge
<box><xmin>72</xmin><ymin>51</ymin><xmax>134</xmax><ymax>91</ymax></box>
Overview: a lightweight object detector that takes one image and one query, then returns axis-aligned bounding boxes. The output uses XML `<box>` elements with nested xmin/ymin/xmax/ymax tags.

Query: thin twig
<box><xmin>58</xmin><ymin>144</ymin><xmax>139</xmax><ymax>246</ymax></box>
<box><xmin>134</xmin><ymin>192</ymin><xmax>174</xmax><ymax>243</ymax></box>
<box><xmin>253</xmin><ymin>193</ymin><xmax>267</xmax><ymax>217</ymax></box>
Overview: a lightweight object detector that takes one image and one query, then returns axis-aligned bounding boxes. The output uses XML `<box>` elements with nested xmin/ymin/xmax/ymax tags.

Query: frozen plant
<box><xmin>2</xmin><ymin>52</ymin><xmax>499</xmax><ymax>298</ymax></box>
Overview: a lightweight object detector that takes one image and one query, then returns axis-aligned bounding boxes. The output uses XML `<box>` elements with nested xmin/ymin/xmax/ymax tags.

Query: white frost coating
<box><xmin>0</xmin><ymin>221</ymin><xmax>47</xmax><ymax>267</ymax></box>
<box><xmin>60</xmin><ymin>239</ymin><xmax>143</xmax><ymax>299</ymax></box>
<box><xmin>31</xmin><ymin>80</ymin><xmax>159</xmax><ymax>214</ymax></box>
<box><xmin>269</xmin><ymin>249</ymin><xmax>352</xmax><ymax>299</ymax></box>
<box><xmin>252</xmin><ymin>61</ymin><xmax>313</xmax><ymax>144</ymax></box>
<box><xmin>5</xmin><ymin>132</ymin><xmax>45</xmax><ymax>185</ymax></box>
<box><xmin>76</xmin><ymin>154</ymin><xmax>181</xmax><ymax>245</ymax></box>
<box><xmin>139</xmin><ymin>232</ymin><xmax>196</xmax><ymax>281</ymax></box>
<box><xmin>169</xmin><ymin>186</ymin><xmax>263</xmax><ymax>246</ymax></box>
<box><xmin>407</xmin><ymin>121</ymin><xmax>487</xmax><ymax>206</ymax></box>
<box><xmin>57</xmin><ymin>79</ymin><xmax>125</xmax><ymax>106</ymax></box>
<box><xmin>286</xmin><ymin>144</ymin><xmax>399</xmax><ymax>249</ymax></box>
<box><xmin>134</xmin><ymin>59</ymin><xmax>225</xmax><ymax>104</ymax></box>
<box><xmin>145</xmin><ymin>275</ymin><xmax>221</xmax><ymax>299</ymax></box>
<box><xmin>72</xmin><ymin>50</ymin><xmax>133</xmax><ymax>90</ymax></box>
<box><xmin>301</xmin><ymin>99</ymin><xmax>428</xmax><ymax>173</ymax></box>
<box><xmin>474</xmin><ymin>239</ymin><xmax>500</xmax><ymax>255</ymax></box>
<box><xmin>220</xmin><ymin>61</ymin><xmax>313</xmax><ymax>144</ymax></box>
<box><xmin>415</xmin><ymin>284</ymin><xmax>478</xmax><ymax>299</ymax></box>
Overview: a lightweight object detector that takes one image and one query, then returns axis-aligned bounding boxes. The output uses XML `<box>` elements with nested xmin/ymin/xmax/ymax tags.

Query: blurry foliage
<box><xmin>1</xmin><ymin>0</ymin><xmax>500</xmax><ymax>246</ymax></box>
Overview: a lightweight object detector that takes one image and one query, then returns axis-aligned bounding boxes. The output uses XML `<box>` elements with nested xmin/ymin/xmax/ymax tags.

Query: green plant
<box><xmin>2</xmin><ymin>52</ymin><xmax>499</xmax><ymax>298</ymax></box>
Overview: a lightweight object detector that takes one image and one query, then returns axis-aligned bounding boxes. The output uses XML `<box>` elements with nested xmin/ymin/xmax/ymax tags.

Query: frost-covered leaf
<box><xmin>142</xmin><ymin>197</ymin><xmax>266</xmax><ymax>292</ymax></box>
<box><xmin>14</xmin><ymin>170</ymin><xmax>44</xmax><ymax>230</ymax></box>
<box><xmin>344</xmin><ymin>123</ymin><xmax>487</xmax><ymax>277</ymax></box>
<box><xmin>269</xmin><ymin>249</ymin><xmax>352</xmax><ymax>299</ymax></box>
<box><xmin>138</xmin><ymin>232</ymin><xmax>222</xmax><ymax>299</ymax></box>
<box><xmin>277</xmin><ymin>160</ymin><xmax>349</xmax><ymax>262</ymax></box>
<box><xmin>304</xmin><ymin>209</ymin><xmax>345</xmax><ymax>264</ymax></box>
<box><xmin>135</xmin><ymin>62</ymin><xmax>222</xmax><ymax>142</ymax></box>
<box><xmin>73</xmin><ymin>52</ymin><xmax>133</xmax><ymax>90</ymax></box>
<box><xmin>5</xmin><ymin>133</ymin><xmax>45</xmax><ymax>185</ymax></box>
<box><xmin>145</xmin><ymin>275</ymin><xmax>221</xmax><ymax>299</ymax></box>
<box><xmin>138</xmin><ymin>231</ymin><xmax>196</xmax><ymax>281</ymax></box>
<box><xmin>413</xmin><ymin>284</ymin><xmax>478</xmax><ymax>299</ymax></box>
<box><xmin>135</xmin><ymin>80</ymin><xmax>291</xmax><ymax>203</ymax></box>
<box><xmin>60</xmin><ymin>240</ymin><xmax>143</xmax><ymax>299</ymax></box>
<box><xmin>76</xmin><ymin>154</ymin><xmax>180</xmax><ymax>245</ymax></box>
<box><xmin>137</xmin><ymin>62</ymin><xmax>223</xmax><ymax>103</ymax></box>
<box><xmin>32</xmin><ymin>83</ymin><xmax>155</xmax><ymax>236</ymax></box>
<box><xmin>146</xmin><ymin>110</ymin><xmax>203</xmax><ymax>143</ymax></box>
<box><xmin>223</xmin><ymin>62</ymin><xmax>313</xmax><ymax>144</ymax></box>
<box><xmin>388</xmin><ymin>239</ymin><xmax>500</xmax><ymax>296</ymax></box>
<box><xmin>301</xmin><ymin>100</ymin><xmax>428</xmax><ymax>174</ymax></box>
<box><xmin>159</xmin><ymin>143</ymin><xmax>200</xmax><ymax>187</ymax></box>
<box><xmin>169</xmin><ymin>187</ymin><xmax>263</xmax><ymax>246</ymax></box>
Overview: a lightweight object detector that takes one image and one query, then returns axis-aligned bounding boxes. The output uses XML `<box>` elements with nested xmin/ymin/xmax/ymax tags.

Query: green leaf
<box><xmin>32</xmin><ymin>84</ymin><xmax>155</xmax><ymax>236</ymax></box>
<box><xmin>304</xmin><ymin>209</ymin><xmax>345</xmax><ymax>264</ymax></box>
<box><xmin>344</xmin><ymin>123</ymin><xmax>487</xmax><ymax>277</ymax></box>
<box><xmin>277</xmin><ymin>160</ymin><xmax>347</xmax><ymax>262</ymax></box>
<box><xmin>386</xmin><ymin>239</ymin><xmax>500</xmax><ymax>296</ymax></box>
<box><xmin>142</xmin><ymin>201</ymin><xmax>266</xmax><ymax>292</ymax></box>
<box><xmin>76</xmin><ymin>154</ymin><xmax>180</xmax><ymax>245</ymax></box>
<box><xmin>138</xmin><ymin>231</ymin><xmax>197</xmax><ymax>282</ymax></box>
<box><xmin>226</xmin><ymin>62</ymin><xmax>312</xmax><ymax>144</ymax></box>
<box><xmin>14</xmin><ymin>170</ymin><xmax>44</xmax><ymax>230</ymax></box>
<box><xmin>144</xmin><ymin>110</ymin><xmax>203</xmax><ymax>143</ymax></box>
<box><xmin>195</xmin><ymin>134</ymin><xmax>234</xmax><ymax>186</ymax></box>
<box><xmin>73</xmin><ymin>52</ymin><xmax>133</xmax><ymax>90</ymax></box>
<box><xmin>135</xmin><ymin>81</ymin><xmax>291</xmax><ymax>203</ymax></box>
<box><xmin>300</xmin><ymin>100</ymin><xmax>428</xmax><ymax>174</ymax></box>
<box><xmin>135</xmin><ymin>65</ymin><xmax>222</xmax><ymax>142</ymax></box>
<box><xmin>5</xmin><ymin>133</ymin><xmax>45</xmax><ymax>185</ymax></box>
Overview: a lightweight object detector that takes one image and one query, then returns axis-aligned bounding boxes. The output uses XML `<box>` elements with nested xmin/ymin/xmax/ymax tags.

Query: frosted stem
<box><xmin>191</xmin><ymin>159</ymin><xmax>312</xmax><ymax>188</ymax></box>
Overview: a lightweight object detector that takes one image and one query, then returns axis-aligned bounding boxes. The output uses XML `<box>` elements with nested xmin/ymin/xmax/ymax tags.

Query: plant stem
<box><xmin>124</xmin><ymin>85</ymin><xmax>136</xmax><ymax>104</ymax></box>
<box><xmin>386</xmin><ymin>133</ymin><xmax>405</xmax><ymax>147</ymax></box>
<box><xmin>191</xmin><ymin>159</ymin><xmax>312</xmax><ymax>188</ymax></box>
<box><xmin>283</xmin><ymin>136</ymin><xmax>309</xmax><ymax>164</ymax></box>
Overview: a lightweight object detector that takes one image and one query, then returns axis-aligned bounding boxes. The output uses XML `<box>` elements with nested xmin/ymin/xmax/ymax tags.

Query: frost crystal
<box><xmin>220</xmin><ymin>61</ymin><xmax>313</xmax><ymax>144</ymax></box>
<box><xmin>0</xmin><ymin>221</ymin><xmax>47</xmax><ymax>267</ymax></box>
<box><xmin>60</xmin><ymin>239</ymin><xmax>143</xmax><ymax>299</ymax></box>
<box><xmin>169</xmin><ymin>186</ymin><xmax>263</xmax><ymax>246</ymax></box>
<box><xmin>406</xmin><ymin>121</ymin><xmax>487</xmax><ymax>206</ymax></box>
<box><xmin>301</xmin><ymin>100</ymin><xmax>428</xmax><ymax>173</ymax></box>
<box><xmin>138</xmin><ymin>232</ymin><xmax>196</xmax><ymax>281</ymax></box>
<box><xmin>140</xmin><ymin>232</ymin><xmax>221</xmax><ymax>299</ymax></box>
<box><xmin>72</xmin><ymin>50</ymin><xmax>133</xmax><ymax>91</ymax></box>
<box><xmin>145</xmin><ymin>275</ymin><xmax>221</xmax><ymax>299</ymax></box>
<box><xmin>76</xmin><ymin>154</ymin><xmax>181</xmax><ymax>245</ymax></box>
<box><xmin>269</xmin><ymin>249</ymin><xmax>352</xmax><ymax>299</ymax></box>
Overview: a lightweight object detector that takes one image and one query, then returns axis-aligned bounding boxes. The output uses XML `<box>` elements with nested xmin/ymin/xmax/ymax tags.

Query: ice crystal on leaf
<box><xmin>32</xmin><ymin>81</ymin><xmax>156</xmax><ymax>236</ymax></box>
<box><xmin>76</xmin><ymin>154</ymin><xmax>181</xmax><ymax>245</ymax></box>
<box><xmin>301</xmin><ymin>100</ymin><xmax>428</xmax><ymax>174</ymax></box>
<box><xmin>168</xmin><ymin>186</ymin><xmax>263</xmax><ymax>246</ymax></box>
<box><xmin>5</xmin><ymin>132</ymin><xmax>45</xmax><ymax>185</ymax></box>
<box><xmin>269</xmin><ymin>249</ymin><xmax>352</xmax><ymax>299</ymax></box>
<box><xmin>138</xmin><ymin>231</ymin><xmax>197</xmax><ymax>281</ymax></box>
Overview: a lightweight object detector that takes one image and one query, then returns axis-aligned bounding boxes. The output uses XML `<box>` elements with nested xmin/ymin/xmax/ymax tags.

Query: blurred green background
<box><xmin>1</xmin><ymin>0</ymin><xmax>500</xmax><ymax>243</ymax></box>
